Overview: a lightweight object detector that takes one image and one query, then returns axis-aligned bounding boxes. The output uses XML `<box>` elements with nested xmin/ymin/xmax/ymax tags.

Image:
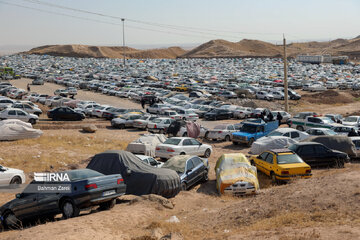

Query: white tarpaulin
<box><xmin>250</xmin><ymin>136</ymin><xmax>298</xmax><ymax>155</ymax></box>
<box><xmin>0</xmin><ymin>120</ymin><xmax>43</xmax><ymax>141</ymax></box>
<box><xmin>126</xmin><ymin>134</ymin><xmax>167</xmax><ymax>157</ymax></box>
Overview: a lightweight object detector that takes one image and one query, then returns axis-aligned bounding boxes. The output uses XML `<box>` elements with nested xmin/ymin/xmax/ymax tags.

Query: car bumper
<box><xmin>276</xmin><ymin>173</ymin><xmax>312</xmax><ymax>181</ymax></box>
<box><xmin>148</xmin><ymin>128</ymin><xmax>165</xmax><ymax>133</ymax></box>
<box><xmin>155</xmin><ymin>151</ymin><xmax>176</xmax><ymax>159</ymax></box>
<box><xmin>223</xmin><ymin>188</ymin><xmax>257</xmax><ymax>196</ymax></box>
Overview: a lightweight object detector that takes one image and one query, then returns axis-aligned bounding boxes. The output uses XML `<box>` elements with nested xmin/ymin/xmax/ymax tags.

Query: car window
<box><xmin>8</xmin><ymin>110</ymin><xmax>16</xmax><ymax>116</ymax></box>
<box><xmin>191</xmin><ymin>157</ymin><xmax>202</xmax><ymax>166</ymax></box>
<box><xmin>265</xmin><ymin>153</ymin><xmax>274</xmax><ymax>164</ymax></box>
<box><xmin>259</xmin><ymin>152</ymin><xmax>269</xmax><ymax>160</ymax></box>
<box><xmin>284</xmin><ymin>132</ymin><xmax>290</xmax><ymax>137</ymax></box>
<box><xmin>189</xmin><ymin>139</ymin><xmax>200</xmax><ymax>145</ymax></box>
<box><xmin>183</xmin><ymin>139</ymin><xmax>192</xmax><ymax>146</ymax></box>
<box><xmin>298</xmin><ymin>145</ymin><xmax>315</xmax><ymax>154</ymax></box>
<box><xmin>227</xmin><ymin>125</ymin><xmax>235</xmax><ymax>130</ymax></box>
<box><xmin>314</xmin><ymin>145</ymin><xmax>328</xmax><ymax>154</ymax></box>
<box><xmin>17</xmin><ymin>110</ymin><xmax>26</xmax><ymax>116</ymax></box>
<box><xmin>186</xmin><ymin>159</ymin><xmax>195</xmax><ymax>170</ymax></box>
<box><xmin>291</xmin><ymin>132</ymin><xmax>300</xmax><ymax>138</ymax></box>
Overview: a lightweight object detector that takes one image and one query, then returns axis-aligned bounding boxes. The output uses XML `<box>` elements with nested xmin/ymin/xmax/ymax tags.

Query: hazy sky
<box><xmin>0</xmin><ymin>0</ymin><xmax>359</xmax><ymax>48</ymax></box>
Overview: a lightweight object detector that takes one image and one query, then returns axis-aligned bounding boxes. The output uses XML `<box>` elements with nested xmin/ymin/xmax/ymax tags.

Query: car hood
<box><xmin>4</xmin><ymin>167</ymin><xmax>24</xmax><ymax>174</ymax></box>
<box><xmin>233</xmin><ymin>132</ymin><xmax>255</xmax><ymax>138</ymax></box>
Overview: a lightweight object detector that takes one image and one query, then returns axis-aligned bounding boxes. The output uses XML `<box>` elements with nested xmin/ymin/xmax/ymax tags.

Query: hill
<box><xmin>25</xmin><ymin>45</ymin><xmax>187</xmax><ymax>59</ymax></box>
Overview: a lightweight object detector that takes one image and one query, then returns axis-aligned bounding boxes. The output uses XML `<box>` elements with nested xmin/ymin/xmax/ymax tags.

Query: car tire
<box><xmin>204</xmin><ymin>148</ymin><xmax>211</xmax><ymax>158</ymax></box>
<box><xmin>180</xmin><ymin>152</ymin><xmax>186</xmax><ymax>155</ymax></box>
<box><xmin>247</xmin><ymin>138</ymin><xmax>254</xmax><ymax>147</ymax></box>
<box><xmin>61</xmin><ymin>199</ymin><xmax>80</xmax><ymax>219</ymax></box>
<box><xmin>29</xmin><ymin>118</ymin><xmax>36</xmax><ymax>124</ymax></box>
<box><xmin>99</xmin><ymin>199</ymin><xmax>116</xmax><ymax>210</ymax></box>
<box><xmin>181</xmin><ymin>182</ymin><xmax>187</xmax><ymax>191</ymax></box>
<box><xmin>119</xmin><ymin>124</ymin><xmax>125</xmax><ymax>129</ymax></box>
<box><xmin>204</xmin><ymin>131</ymin><xmax>209</xmax><ymax>139</ymax></box>
<box><xmin>296</xmin><ymin>126</ymin><xmax>304</xmax><ymax>131</ymax></box>
<box><xmin>225</xmin><ymin>135</ymin><xmax>231</xmax><ymax>141</ymax></box>
<box><xmin>336</xmin><ymin>158</ymin><xmax>345</xmax><ymax>168</ymax></box>
<box><xmin>233</xmin><ymin>141</ymin><xmax>238</xmax><ymax>145</ymax></box>
<box><xmin>271</xmin><ymin>172</ymin><xmax>279</xmax><ymax>185</ymax></box>
<box><xmin>2</xmin><ymin>211</ymin><xmax>22</xmax><ymax>229</ymax></box>
<box><xmin>159</xmin><ymin>129</ymin><xmax>164</xmax><ymax>134</ymax></box>
<box><xmin>202</xmin><ymin>171</ymin><xmax>209</xmax><ymax>182</ymax></box>
<box><xmin>9</xmin><ymin>176</ymin><xmax>21</xmax><ymax>188</ymax></box>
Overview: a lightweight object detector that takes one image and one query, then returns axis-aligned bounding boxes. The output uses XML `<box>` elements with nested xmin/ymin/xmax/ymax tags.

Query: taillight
<box><xmin>218</xmin><ymin>131</ymin><xmax>222</xmax><ymax>133</ymax></box>
<box><xmin>156</xmin><ymin>147</ymin><xmax>160</xmax><ymax>150</ymax></box>
<box><xmin>171</xmin><ymin>117</ymin><xmax>174</xmax><ymax>119</ymax></box>
<box><xmin>306</xmin><ymin>169</ymin><xmax>311</xmax><ymax>174</ymax></box>
<box><xmin>154</xmin><ymin>124</ymin><xmax>157</xmax><ymax>128</ymax></box>
<box><xmin>117</xmin><ymin>178</ymin><xmax>124</xmax><ymax>184</ymax></box>
<box><xmin>85</xmin><ymin>183</ymin><xmax>97</xmax><ymax>190</ymax></box>
<box><xmin>281</xmin><ymin>171</ymin><xmax>289</xmax><ymax>175</ymax></box>
<box><xmin>167</xmin><ymin>148</ymin><xmax>175</xmax><ymax>152</ymax></box>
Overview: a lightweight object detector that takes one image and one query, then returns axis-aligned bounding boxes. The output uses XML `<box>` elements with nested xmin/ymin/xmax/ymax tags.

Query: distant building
<box><xmin>296</xmin><ymin>54</ymin><xmax>349</xmax><ymax>64</ymax></box>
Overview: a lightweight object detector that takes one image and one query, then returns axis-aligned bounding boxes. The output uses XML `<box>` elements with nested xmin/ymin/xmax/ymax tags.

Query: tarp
<box><xmin>251</xmin><ymin>136</ymin><xmax>298</xmax><ymax>155</ymax></box>
<box><xmin>305</xmin><ymin>135</ymin><xmax>357</xmax><ymax>158</ymax></box>
<box><xmin>126</xmin><ymin>134</ymin><xmax>167</xmax><ymax>157</ymax></box>
<box><xmin>186</xmin><ymin>121</ymin><xmax>200</xmax><ymax>138</ymax></box>
<box><xmin>87</xmin><ymin>150</ymin><xmax>181</xmax><ymax>198</ymax></box>
<box><xmin>215</xmin><ymin>153</ymin><xmax>259</xmax><ymax>194</ymax></box>
<box><xmin>0</xmin><ymin>120</ymin><xmax>43</xmax><ymax>141</ymax></box>
<box><xmin>161</xmin><ymin>155</ymin><xmax>190</xmax><ymax>173</ymax></box>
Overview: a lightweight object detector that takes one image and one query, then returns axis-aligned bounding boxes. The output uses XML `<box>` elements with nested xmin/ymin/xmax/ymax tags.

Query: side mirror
<box><xmin>16</xmin><ymin>193</ymin><xmax>21</xmax><ymax>199</ymax></box>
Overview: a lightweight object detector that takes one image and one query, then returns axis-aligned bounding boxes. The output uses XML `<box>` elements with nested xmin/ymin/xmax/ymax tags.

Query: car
<box><xmin>288</xmin><ymin>142</ymin><xmax>348</xmax><ymax>168</ymax></box>
<box><xmin>175</xmin><ymin>109</ymin><xmax>199</xmax><ymax>121</ymax></box>
<box><xmin>204</xmin><ymin>109</ymin><xmax>233</xmax><ymax>120</ymax></box>
<box><xmin>350</xmin><ymin>136</ymin><xmax>360</xmax><ymax>158</ymax></box>
<box><xmin>259</xmin><ymin>128</ymin><xmax>309</xmax><ymax>141</ymax></box>
<box><xmin>332</xmin><ymin>126</ymin><xmax>359</xmax><ymax>136</ymax></box>
<box><xmin>0</xmin><ymin>169</ymin><xmax>126</xmax><ymax>229</ymax></box>
<box><xmin>270</xmin><ymin>90</ymin><xmax>286</xmax><ymax>100</ymax></box>
<box><xmin>155</xmin><ymin>137</ymin><xmax>212</xmax><ymax>159</ymax></box>
<box><xmin>271</xmin><ymin>111</ymin><xmax>291</xmax><ymax>124</ymax></box>
<box><xmin>146</xmin><ymin>103</ymin><xmax>170</xmax><ymax>114</ymax></box>
<box><xmin>161</xmin><ymin>155</ymin><xmax>209</xmax><ymax>190</ymax></box>
<box><xmin>342</xmin><ymin>116</ymin><xmax>360</xmax><ymax>127</ymax></box>
<box><xmin>66</xmin><ymin>87</ymin><xmax>78</xmax><ymax>95</ymax></box>
<box><xmin>0</xmin><ymin>108</ymin><xmax>38</xmax><ymax>124</ymax></box>
<box><xmin>147</xmin><ymin>117</ymin><xmax>174</xmax><ymax>134</ymax></box>
<box><xmin>218</xmin><ymin>91</ymin><xmax>237</xmax><ymax>99</ymax></box>
<box><xmin>54</xmin><ymin>89</ymin><xmax>69</xmax><ymax>97</ymax></box>
<box><xmin>250</xmin><ymin>149</ymin><xmax>312</xmax><ymax>183</ymax></box>
<box><xmin>289</xmin><ymin>116</ymin><xmax>339</xmax><ymax>132</ymax></box>
<box><xmin>255</xmin><ymin>91</ymin><xmax>274</xmax><ymax>101</ymax></box>
<box><xmin>136</xmin><ymin>155</ymin><xmax>164</xmax><ymax>168</ymax></box>
<box><xmin>111</xmin><ymin>114</ymin><xmax>143</xmax><ymax>129</ymax></box>
<box><xmin>0</xmin><ymin>165</ymin><xmax>26</xmax><ymax>185</ymax></box>
<box><xmin>161</xmin><ymin>110</ymin><xmax>182</xmax><ymax>120</ymax></box>
<box><xmin>305</xmin><ymin>128</ymin><xmax>338</xmax><ymax>136</ymax></box>
<box><xmin>47</xmin><ymin>107</ymin><xmax>85</xmax><ymax>121</ymax></box>
<box><xmin>206</xmin><ymin>124</ymin><xmax>239</xmax><ymax>141</ymax></box>
<box><xmin>0</xmin><ymin>98</ymin><xmax>15</xmax><ymax>110</ymax></box>
<box><xmin>233</xmin><ymin>107</ymin><xmax>253</xmax><ymax>119</ymax></box>
<box><xmin>133</xmin><ymin>115</ymin><xmax>157</xmax><ymax>129</ymax></box>
<box><xmin>91</xmin><ymin>106</ymin><xmax>112</xmax><ymax>118</ymax></box>
<box><xmin>10</xmin><ymin>103</ymin><xmax>42</xmax><ymax>116</ymax></box>
<box><xmin>32</xmin><ymin>79</ymin><xmax>44</xmax><ymax>85</ymax></box>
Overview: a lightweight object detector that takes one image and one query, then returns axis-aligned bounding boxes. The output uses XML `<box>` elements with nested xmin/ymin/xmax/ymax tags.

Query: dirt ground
<box><xmin>1</xmin><ymin>79</ymin><xmax>360</xmax><ymax>239</ymax></box>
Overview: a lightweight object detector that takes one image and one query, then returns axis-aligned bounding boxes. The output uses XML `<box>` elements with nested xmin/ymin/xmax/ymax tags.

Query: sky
<box><xmin>0</xmin><ymin>0</ymin><xmax>359</xmax><ymax>50</ymax></box>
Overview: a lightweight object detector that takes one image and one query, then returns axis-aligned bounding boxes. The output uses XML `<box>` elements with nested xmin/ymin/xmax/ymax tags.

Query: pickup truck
<box><xmin>232</xmin><ymin>120</ymin><xmax>279</xmax><ymax>146</ymax></box>
<box><xmin>288</xmin><ymin>116</ymin><xmax>341</xmax><ymax>131</ymax></box>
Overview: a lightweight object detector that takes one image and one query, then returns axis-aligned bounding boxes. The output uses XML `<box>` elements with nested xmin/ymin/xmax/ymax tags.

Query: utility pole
<box><xmin>283</xmin><ymin>34</ymin><xmax>289</xmax><ymax>112</ymax></box>
<box><xmin>121</xmin><ymin>18</ymin><xmax>126</xmax><ymax>67</ymax></box>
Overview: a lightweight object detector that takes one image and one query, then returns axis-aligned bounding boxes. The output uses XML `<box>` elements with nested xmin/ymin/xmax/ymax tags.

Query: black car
<box><xmin>288</xmin><ymin>142</ymin><xmax>348</xmax><ymax>168</ymax></box>
<box><xmin>0</xmin><ymin>169</ymin><xmax>126</xmax><ymax>229</ymax></box>
<box><xmin>204</xmin><ymin>109</ymin><xmax>233</xmax><ymax>120</ymax></box>
<box><xmin>47</xmin><ymin>107</ymin><xmax>85</xmax><ymax>121</ymax></box>
<box><xmin>161</xmin><ymin>155</ymin><xmax>209</xmax><ymax>190</ymax></box>
<box><xmin>288</xmin><ymin>89</ymin><xmax>301</xmax><ymax>100</ymax></box>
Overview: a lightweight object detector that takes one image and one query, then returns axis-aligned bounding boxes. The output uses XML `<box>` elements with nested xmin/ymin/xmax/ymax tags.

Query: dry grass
<box><xmin>0</xmin><ymin>134</ymin><xmax>127</xmax><ymax>174</ymax></box>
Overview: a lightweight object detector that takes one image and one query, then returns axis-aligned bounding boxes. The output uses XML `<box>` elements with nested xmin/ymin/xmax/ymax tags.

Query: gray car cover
<box><xmin>87</xmin><ymin>150</ymin><xmax>181</xmax><ymax>198</ymax></box>
<box><xmin>305</xmin><ymin>135</ymin><xmax>357</xmax><ymax>158</ymax></box>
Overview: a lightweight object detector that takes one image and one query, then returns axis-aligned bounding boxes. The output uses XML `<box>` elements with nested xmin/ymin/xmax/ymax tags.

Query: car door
<box><xmin>191</xmin><ymin>156</ymin><xmax>205</xmax><ymax>182</ymax></box>
<box><xmin>184</xmin><ymin>159</ymin><xmax>197</xmax><ymax>187</ymax></box>
<box><xmin>262</xmin><ymin>153</ymin><xmax>274</xmax><ymax>175</ymax></box>
<box><xmin>296</xmin><ymin>145</ymin><xmax>317</xmax><ymax>166</ymax></box>
<box><xmin>182</xmin><ymin>139</ymin><xmax>195</xmax><ymax>155</ymax></box>
<box><xmin>189</xmin><ymin>138</ymin><xmax>204</xmax><ymax>155</ymax></box>
<box><xmin>290</xmin><ymin>131</ymin><xmax>300</xmax><ymax>141</ymax></box>
<box><xmin>16</xmin><ymin>110</ymin><xmax>28</xmax><ymax>121</ymax></box>
<box><xmin>227</xmin><ymin>125</ymin><xmax>235</xmax><ymax>137</ymax></box>
<box><xmin>11</xmin><ymin>192</ymin><xmax>40</xmax><ymax>219</ymax></box>
<box><xmin>313</xmin><ymin>145</ymin><xmax>334</xmax><ymax>167</ymax></box>
<box><xmin>255</xmin><ymin>152</ymin><xmax>269</xmax><ymax>174</ymax></box>
<box><xmin>36</xmin><ymin>189</ymin><xmax>61</xmax><ymax>215</ymax></box>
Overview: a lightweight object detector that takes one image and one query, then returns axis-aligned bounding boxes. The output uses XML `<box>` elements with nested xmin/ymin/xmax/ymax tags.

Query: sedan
<box><xmin>111</xmin><ymin>114</ymin><xmax>142</xmax><ymax>129</ymax></box>
<box><xmin>207</xmin><ymin>124</ymin><xmax>238</xmax><ymax>141</ymax></box>
<box><xmin>305</xmin><ymin>128</ymin><xmax>337</xmax><ymax>136</ymax></box>
<box><xmin>0</xmin><ymin>169</ymin><xmax>126</xmax><ymax>229</ymax></box>
<box><xmin>162</xmin><ymin>155</ymin><xmax>209</xmax><ymax>190</ymax></box>
<box><xmin>136</xmin><ymin>155</ymin><xmax>163</xmax><ymax>168</ymax></box>
<box><xmin>204</xmin><ymin>109</ymin><xmax>233</xmax><ymax>121</ymax></box>
<box><xmin>0</xmin><ymin>165</ymin><xmax>26</xmax><ymax>185</ymax></box>
<box><xmin>155</xmin><ymin>137</ymin><xmax>212</xmax><ymax>160</ymax></box>
<box><xmin>47</xmin><ymin>107</ymin><xmax>85</xmax><ymax>121</ymax></box>
<box><xmin>260</xmin><ymin>128</ymin><xmax>309</xmax><ymax>141</ymax></box>
<box><xmin>0</xmin><ymin>108</ymin><xmax>38</xmax><ymax>124</ymax></box>
<box><xmin>11</xmin><ymin>103</ymin><xmax>42</xmax><ymax>116</ymax></box>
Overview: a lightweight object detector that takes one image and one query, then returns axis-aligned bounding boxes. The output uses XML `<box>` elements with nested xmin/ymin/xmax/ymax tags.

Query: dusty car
<box><xmin>147</xmin><ymin>117</ymin><xmax>174</xmax><ymax>134</ymax></box>
<box><xmin>0</xmin><ymin>165</ymin><xmax>26</xmax><ymax>185</ymax></box>
<box><xmin>111</xmin><ymin>114</ymin><xmax>142</xmax><ymax>129</ymax></box>
<box><xmin>0</xmin><ymin>108</ymin><xmax>38</xmax><ymax>124</ymax></box>
<box><xmin>207</xmin><ymin>124</ymin><xmax>239</xmax><ymax>141</ymax></box>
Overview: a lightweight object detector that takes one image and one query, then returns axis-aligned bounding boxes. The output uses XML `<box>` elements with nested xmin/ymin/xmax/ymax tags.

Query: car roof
<box><xmin>294</xmin><ymin>142</ymin><xmax>323</xmax><ymax>146</ymax></box>
<box><xmin>267</xmin><ymin>148</ymin><xmax>293</xmax><ymax>154</ymax></box>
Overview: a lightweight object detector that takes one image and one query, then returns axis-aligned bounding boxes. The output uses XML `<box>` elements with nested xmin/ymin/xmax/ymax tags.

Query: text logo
<box><xmin>34</xmin><ymin>173</ymin><xmax>70</xmax><ymax>182</ymax></box>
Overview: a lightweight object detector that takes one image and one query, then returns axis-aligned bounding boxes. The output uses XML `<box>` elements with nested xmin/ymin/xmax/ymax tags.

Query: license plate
<box><xmin>102</xmin><ymin>190</ymin><xmax>116</xmax><ymax>197</ymax></box>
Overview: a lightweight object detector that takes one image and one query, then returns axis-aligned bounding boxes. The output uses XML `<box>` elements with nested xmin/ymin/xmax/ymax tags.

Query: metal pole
<box><xmin>283</xmin><ymin>35</ymin><xmax>289</xmax><ymax>112</ymax></box>
<box><xmin>121</xmin><ymin>18</ymin><xmax>126</xmax><ymax>67</ymax></box>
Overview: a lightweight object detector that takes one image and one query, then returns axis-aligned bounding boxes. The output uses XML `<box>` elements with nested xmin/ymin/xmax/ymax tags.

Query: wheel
<box><xmin>61</xmin><ymin>199</ymin><xmax>80</xmax><ymax>219</ymax></box>
<box><xmin>247</xmin><ymin>138</ymin><xmax>254</xmax><ymax>147</ymax></box>
<box><xmin>2</xmin><ymin>211</ymin><xmax>22</xmax><ymax>229</ymax></box>
<box><xmin>336</xmin><ymin>158</ymin><xmax>345</xmax><ymax>168</ymax></box>
<box><xmin>204</xmin><ymin>132</ymin><xmax>209</xmax><ymax>139</ymax></box>
<box><xmin>181</xmin><ymin>182</ymin><xmax>187</xmax><ymax>191</ymax></box>
<box><xmin>180</xmin><ymin>152</ymin><xmax>186</xmax><ymax>155</ymax></box>
<box><xmin>119</xmin><ymin>124</ymin><xmax>125</xmax><ymax>129</ymax></box>
<box><xmin>29</xmin><ymin>118</ymin><xmax>36</xmax><ymax>124</ymax></box>
<box><xmin>202</xmin><ymin>171</ymin><xmax>209</xmax><ymax>182</ymax></box>
<box><xmin>271</xmin><ymin>172</ymin><xmax>279</xmax><ymax>185</ymax></box>
<box><xmin>233</xmin><ymin>141</ymin><xmax>239</xmax><ymax>145</ymax></box>
<box><xmin>99</xmin><ymin>199</ymin><xmax>116</xmax><ymax>210</ymax></box>
<box><xmin>225</xmin><ymin>135</ymin><xmax>231</xmax><ymax>141</ymax></box>
<box><xmin>204</xmin><ymin>148</ymin><xmax>211</xmax><ymax>158</ymax></box>
<box><xmin>159</xmin><ymin>129</ymin><xmax>164</xmax><ymax>134</ymax></box>
<box><xmin>9</xmin><ymin>176</ymin><xmax>21</xmax><ymax>188</ymax></box>
<box><xmin>296</xmin><ymin>126</ymin><xmax>304</xmax><ymax>131</ymax></box>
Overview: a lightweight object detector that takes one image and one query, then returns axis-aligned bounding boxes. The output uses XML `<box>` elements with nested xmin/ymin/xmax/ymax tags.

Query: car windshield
<box><xmin>240</xmin><ymin>124</ymin><xmax>257</xmax><ymax>133</ymax></box>
<box><xmin>64</xmin><ymin>169</ymin><xmax>103</xmax><ymax>181</ymax></box>
<box><xmin>277</xmin><ymin>154</ymin><xmax>304</xmax><ymax>164</ymax></box>
<box><xmin>344</xmin><ymin>116</ymin><xmax>358</xmax><ymax>122</ymax></box>
<box><xmin>152</xmin><ymin>118</ymin><xmax>163</xmax><ymax>123</ymax></box>
<box><xmin>267</xmin><ymin>131</ymin><xmax>283</xmax><ymax>137</ymax></box>
<box><xmin>163</xmin><ymin>138</ymin><xmax>181</xmax><ymax>145</ymax></box>
<box><xmin>324</xmin><ymin>129</ymin><xmax>337</xmax><ymax>135</ymax></box>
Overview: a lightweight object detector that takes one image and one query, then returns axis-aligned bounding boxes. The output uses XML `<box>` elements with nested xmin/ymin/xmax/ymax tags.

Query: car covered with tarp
<box><xmin>250</xmin><ymin>136</ymin><xmax>298</xmax><ymax>155</ymax></box>
<box><xmin>86</xmin><ymin>150</ymin><xmax>181</xmax><ymax>198</ymax></box>
<box><xmin>0</xmin><ymin>119</ymin><xmax>43</xmax><ymax>141</ymax></box>
<box><xmin>126</xmin><ymin>134</ymin><xmax>167</xmax><ymax>157</ymax></box>
<box><xmin>215</xmin><ymin>153</ymin><xmax>259</xmax><ymax>196</ymax></box>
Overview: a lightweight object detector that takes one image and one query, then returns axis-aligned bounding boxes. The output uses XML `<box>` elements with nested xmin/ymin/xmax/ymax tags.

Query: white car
<box><xmin>135</xmin><ymin>155</ymin><xmax>164</xmax><ymax>168</ymax></box>
<box><xmin>147</xmin><ymin>117</ymin><xmax>174</xmax><ymax>134</ymax></box>
<box><xmin>0</xmin><ymin>98</ymin><xmax>15</xmax><ymax>110</ymax></box>
<box><xmin>146</xmin><ymin>104</ymin><xmax>170</xmax><ymax>114</ymax></box>
<box><xmin>161</xmin><ymin>110</ymin><xmax>182</xmax><ymax>120</ymax></box>
<box><xmin>133</xmin><ymin>115</ymin><xmax>158</xmax><ymax>129</ymax></box>
<box><xmin>308</xmin><ymin>84</ymin><xmax>326</xmax><ymax>92</ymax></box>
<box><xmin>0</xmin><ymin>165</ymin><xmax>26</xmax><ymax>185</ymax></box>
<box><xmin>332</xmin><ymin>126</ymin><xmax>359</xmax><ymax>136</ymax></box>
<box><xmin>45</xmin><ymin>96</ymin><xmax>62</xmax><ymax>106</ymax></box>
<box><xmin>111</xmin><ymin>114</ymin><xmax>142</xmax><ymax>129</ymax></box>
<box><xmin>175</xmin><ymin>109</ymin><xmax>199</xmax><ymax>121</ymax></box>
<box><xmin>342</xmin><ymin>116</ymin><xmax>360</xmax><ymax>127</ymax></box>
<box><xmin>305</xmin><ymin>128</ymin><xmax>338</xmax><ymax>136</ymax></box>
<box><xmin>0</xmin><ymin>108</ymin><xmax>39</xmax><ymax>124</ymax></box>
<box><xmin>76</xmin><ymin>104</ymin><xmax>101</xmax><ymax>116</ymax></box>
<box><xmin>91</xmin><ymin>105</ymin><xmax>112</xmax><ymax>118</ymax></box>
<box><xmin>11</xmin><ymin>103</ymin><xmax>42</xmax><ymax>116</ymax></box>
<box><xmin>270</xmin><ymin>91</ymin><xmax>286</xmax><ymax>100</ymax></box>
<box><xmin>233</xmin><ymin>107</ymin><xmax>253</xmax><ymax>119</ymax></box>
<box><xmin>206</xmin><ymin>124</ymin><xmax>238</xmax><ymax>141</ymax></box>
<box><xmin>255</xmin><ymin>91</ymin><xmax>274</xmax><ymax>101</ymax></box>
<box><xmin>259</xmin><ymin>128</ymin><xmax>309</xmax><ymax>141</ymax></box>
<box><xmin>155</xmin><ymin>137</ymin><xmax>212</xmax><ymax>159</ymax></box>
<box><xmin>66</xmin><ymin>87</ymin><xmax>78</xmax><ymax>95</ymax></box>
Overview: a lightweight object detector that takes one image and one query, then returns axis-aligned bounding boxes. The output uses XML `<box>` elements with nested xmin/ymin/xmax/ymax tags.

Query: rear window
<box><xmin>277</xmin><ymin>154</ymin><xmax>304</xmax><ymax>164</ymax></box>
<box><xmin>65</xmin><ymin>169</ymin><xmax>103</xmax><ymax>181</ymax></box>
<box><xmin>163</xmin><ymin>138</ymin><xmax>181</xmax><ymax>145</ymax></box>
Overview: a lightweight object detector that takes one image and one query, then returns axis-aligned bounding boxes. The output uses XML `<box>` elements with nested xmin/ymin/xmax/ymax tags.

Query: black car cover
<box><xmin>87</xmin><ymin>150</ymin><xmax>181</xmax><ymax>198</ymax></box>
<box><xmin>305</xmin><ymin>135</ymin><xmax>356</xmax><ymax>158</ymax></box>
